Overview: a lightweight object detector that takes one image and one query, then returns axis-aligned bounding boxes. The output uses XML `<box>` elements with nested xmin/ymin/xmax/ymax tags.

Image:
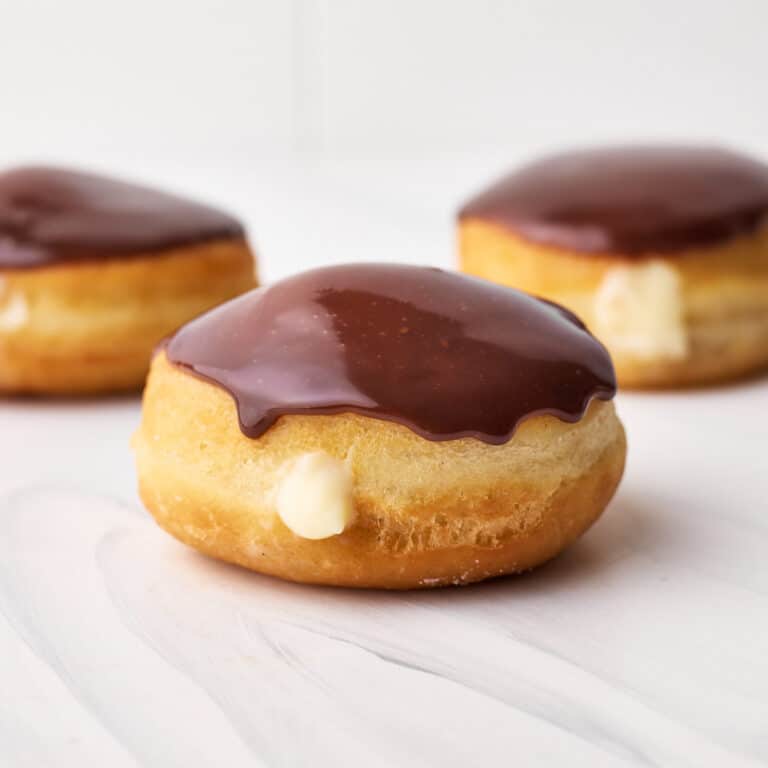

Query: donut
<box><xmin>458</xmin><ymin>146</ymin><xmax>768</xmax><ymax>388</ymax></box>
<box><xmin>133</xmin><ymin>264</ymin><xmax>626</xmax><ymax>589</ymax></box>
<box><xmin>0</xmin><ymin>166</ymin><xmax>256</xmax><ymax>394</ymax></box>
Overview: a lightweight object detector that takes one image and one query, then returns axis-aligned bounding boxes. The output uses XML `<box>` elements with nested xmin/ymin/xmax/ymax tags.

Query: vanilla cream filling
<box><xmin>276</xmin><ymin>451</ymin><xmax>356</xmax><ymax>539</ymax></box>
<box><xmin>594</xmin><ymin>260</ymin><xmax>687</xmax><ymax>360</ymax></box>
<box><xmin>0</xmin><ymin>282</ymin><xmax>29</xmax><ymax>332</ymax></box>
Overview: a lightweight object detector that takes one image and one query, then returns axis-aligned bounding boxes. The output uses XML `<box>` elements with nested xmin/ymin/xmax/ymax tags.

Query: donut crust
<box><xmin>133</xmin><ymin>353</ymin><xmax>626</xmax><ymax>589</ymax></box>
<box><xmin>458</xmin><ymin>219</ymin><xmax>768</xmax><ymax>388</ymax></box>
<box><xmin>0</xmin><ymin>239</ymin><xmax>256</xmax><ymax>395</ymax></box>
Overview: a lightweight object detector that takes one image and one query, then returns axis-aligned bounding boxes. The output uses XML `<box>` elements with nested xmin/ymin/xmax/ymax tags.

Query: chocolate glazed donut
<box><xmin>459</xmin><ymin>145</ymin><xmax>768</xmax><ymax>388</ymax></box>
<box><xmin>136</xmin><ymin>264</ymin><xmax>626</xmax><ymax>589</ymax></box>
<box><xmin>0</xmin><ymin>166</ymin><xmax>256</xmax><ymax>394</ymax></box>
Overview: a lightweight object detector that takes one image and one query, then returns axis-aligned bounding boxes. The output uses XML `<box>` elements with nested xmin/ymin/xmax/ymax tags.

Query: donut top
<box><xmin>0</xmin><ymin>166</ymin><xmax>244</xmax><ymax>268</ymax></box>
<box><xmin>166</xmin><ymin>264</ymin><xmax>616</xmax><ymax>445</ymax></box>
<box><xmin>459</xmin><ymin>146</ymin><xmax>768</xmax><ymax>255</ymax></box>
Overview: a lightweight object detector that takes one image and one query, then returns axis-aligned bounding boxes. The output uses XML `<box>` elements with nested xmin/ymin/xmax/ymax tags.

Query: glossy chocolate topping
<box><xmin>459</xmin><ymin>146</ymin><xmax>768</xmax><ymax>255</ymax></box>
<box><xmin>166</xmin><ymin>264</ymin><xmax>616</xmax><ymax>444</ymax></box>
<box><xmin>0</xmin><ymin>166</ymin><xmax>244</xmax><ymax>268</ymax></box>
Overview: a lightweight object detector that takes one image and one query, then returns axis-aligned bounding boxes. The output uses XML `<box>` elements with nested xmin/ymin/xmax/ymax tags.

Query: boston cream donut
<box><xmin>134</xmin><ymin>264</ymin><xmax>626</xmax><ymax>589</ymax></box>
<box><xmin>0</xmin><ymin>166</ymin><xmax>256</xmax><ymax>394</ymax></box>
<box><xmin>458</xmin><ymin>146</ymin><xmax>768</xmax><ymax>388</ymax></box>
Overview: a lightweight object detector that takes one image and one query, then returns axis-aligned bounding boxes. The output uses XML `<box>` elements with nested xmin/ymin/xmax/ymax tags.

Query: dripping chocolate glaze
<box><xmin>166</xmin><ymin>264</ymin><xmax>616</xmax><ymax>445</ymax></box>
<box><xmin>459</xmin><ymin>146</ymin><xmax>768</xmax><ymax>255</ymax></box>
<box><xmin>0</xmin><ymin>166</ymin><xmax>244</xmax><ymax>268</ymax></box>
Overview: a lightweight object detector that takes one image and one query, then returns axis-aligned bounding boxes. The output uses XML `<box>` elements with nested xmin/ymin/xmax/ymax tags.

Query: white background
<box><xmin>1</xmin><ymin>0</ymin><xmax>767</xmax><ymax>158</ymax></box>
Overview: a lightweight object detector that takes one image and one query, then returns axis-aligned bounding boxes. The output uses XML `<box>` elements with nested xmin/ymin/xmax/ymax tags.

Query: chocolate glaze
<box><xmin>0</xmin><ymin>166</ymin><xmax>244</xmax><ymax>268</ymax></box>
<box><xmin>166</xmin><ymin>264</ymin><xmax>616</xmax><ymax>444</ymax></box>
<box><xmin>459</xmin><ymin>146</ymin><xmax>768</xmax><ymax>255</ymax></box>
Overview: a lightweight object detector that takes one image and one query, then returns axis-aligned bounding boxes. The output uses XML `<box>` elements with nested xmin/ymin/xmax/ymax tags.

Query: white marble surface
<box><xmin>1</xmin><ymin>359</ymin><xmax>767</xmax><ymax>768</ymax></box>
<box><xmin>1</xmin><ymin>162</ymin><xmax>767</xmax><ymax>767</ymax></box>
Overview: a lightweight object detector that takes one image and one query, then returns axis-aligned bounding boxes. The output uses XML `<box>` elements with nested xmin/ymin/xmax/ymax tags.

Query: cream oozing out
<box><xmin>275</xmin><ymin>451</ymin><xmax>356</xmax><ymax>540</ymax></box>
<box><xmin>593</xmin><ymin>260</ymin><xmax>687</xmax><ymax>360</ymax></box>
<box><xmin>0</xmin><ymin>280</ymin><xmax>29</xmax><ymax>331</ymax></box>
